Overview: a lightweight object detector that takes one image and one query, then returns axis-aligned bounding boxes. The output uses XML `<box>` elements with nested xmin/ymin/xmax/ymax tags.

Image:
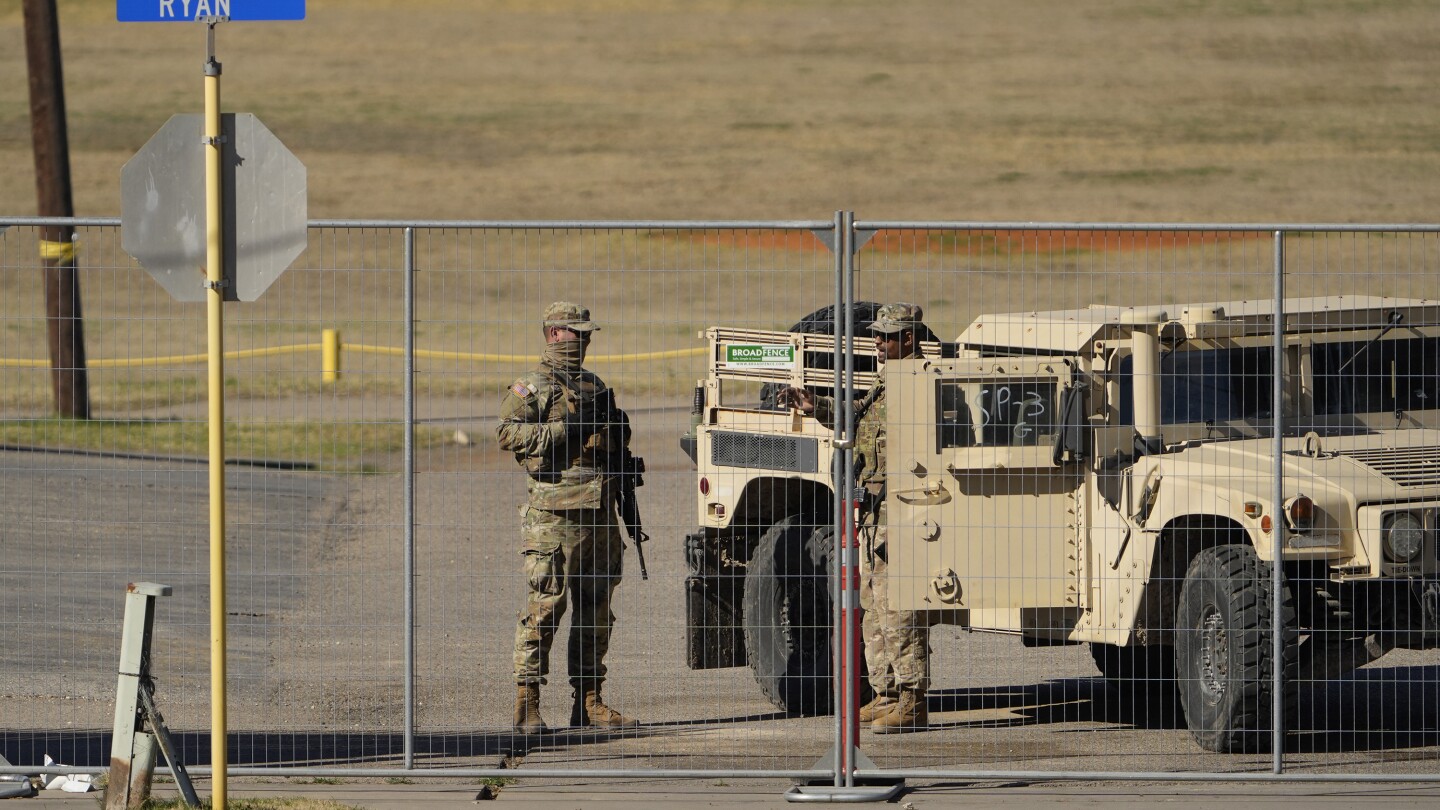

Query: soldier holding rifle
<box><xmin>496</xmin><ymin>301</ymin><xmax>647</xmax><ymax>735</ymax></box>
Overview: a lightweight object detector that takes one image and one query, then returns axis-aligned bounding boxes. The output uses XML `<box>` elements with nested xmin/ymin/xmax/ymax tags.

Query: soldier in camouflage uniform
<box><xmin>778</xmin><ymin>302</ymin><xmax>932</xmax><ymax>733</ymax></box>
<box><xmin>496</xmin><ymin>301</ymin><xmax>639</xmax><ymax>735</ymax></box>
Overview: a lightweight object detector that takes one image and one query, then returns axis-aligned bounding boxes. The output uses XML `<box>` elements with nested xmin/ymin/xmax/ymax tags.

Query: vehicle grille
<box><xmin>711</xmin><ymin>431</ymin><xmax>819</xmax><ymax>474</ymax></box>
<box><xmin>1338</xmin><ymin>446</ymin><xmax>1440</xmax><ymax>488</ymax></box>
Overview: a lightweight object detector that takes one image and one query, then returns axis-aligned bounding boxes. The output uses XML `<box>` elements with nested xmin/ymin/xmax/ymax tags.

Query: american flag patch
<box><xmin>510</xmin><ymin>381</ymin><xmax>535</xmax><ymax>398</ymax></box>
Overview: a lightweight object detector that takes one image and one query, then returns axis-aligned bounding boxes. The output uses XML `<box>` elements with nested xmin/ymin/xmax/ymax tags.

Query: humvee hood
<box><xmin>1159</xmin><ymin>430</ymin><xmax>1440</xmax><ymax>503</ymax></box>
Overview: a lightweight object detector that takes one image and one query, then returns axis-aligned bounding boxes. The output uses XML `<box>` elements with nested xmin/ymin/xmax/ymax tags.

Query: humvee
<box><xmin>681</xmin><ymin>296</ymin><xmax>1440</xmax><ymax>751</ymax></box>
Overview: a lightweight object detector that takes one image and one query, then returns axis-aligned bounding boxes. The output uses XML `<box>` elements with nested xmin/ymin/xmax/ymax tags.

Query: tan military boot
<box><xmin>512</xmin><ymin>684</ymin><xmax>547</xmax><ymax>735</ymax></box>
<box><xmin>576</xmin><ymin>685</ymin><xmax>639</xmax><ymax>729</ymax></box>
<box><xmin>858</xmin><ymin>694</ymin><xmax>898</xmax><ymax>724</ymax></box>
<box><xmin>871</xmin><ymin>688</ymin><xmax>927</xmax><ymax>734</ymax></box>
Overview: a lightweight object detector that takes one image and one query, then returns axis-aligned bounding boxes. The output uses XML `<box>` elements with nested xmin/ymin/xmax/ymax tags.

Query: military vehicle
<box><xmin>681</xmin><ymin>296</ymin><xmax>1440</xmax><ymax>751</ymax></box>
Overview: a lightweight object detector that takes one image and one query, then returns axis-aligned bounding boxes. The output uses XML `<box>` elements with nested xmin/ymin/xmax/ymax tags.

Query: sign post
<box><xmin>201</xmin><ymin>29</ymin><xmax>227</xmax><ymax>806</ymax></box>
<box><xmin>117</xmin><ymin>4</ymin><xmax>306</xmax><ymax>806</ymax></box>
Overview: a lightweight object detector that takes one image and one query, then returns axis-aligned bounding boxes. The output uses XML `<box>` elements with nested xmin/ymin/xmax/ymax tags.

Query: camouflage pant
<box><xmin>512</xmin><ymin>505</ymin><xmax>624</xmax><ymax>686</ymax></box>
<box><xmin>859</xmin><ymin>519</ymin><xmax>931</xmax><ymax>695</ymax></box>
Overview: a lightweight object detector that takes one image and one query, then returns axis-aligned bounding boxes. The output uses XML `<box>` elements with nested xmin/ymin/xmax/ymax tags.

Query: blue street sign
<box><xmin>118</xmin><ymin>0</ymin><xmax>305</xmax><ymax>22</ymax></box>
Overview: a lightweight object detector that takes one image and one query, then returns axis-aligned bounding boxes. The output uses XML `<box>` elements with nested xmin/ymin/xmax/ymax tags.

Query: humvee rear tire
<box><xmin>742</xmin><ymin>516</ymin><xmax>834</xmax><ymax>716</ymax></box>
<box><xmin>1174</xmin><ymin>544</ymin><xmax>1295</xmax><ymax>752</ymax></box>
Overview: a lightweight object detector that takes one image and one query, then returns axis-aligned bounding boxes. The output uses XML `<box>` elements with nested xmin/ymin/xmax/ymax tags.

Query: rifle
<box><xmin>616</xmin><ymin>451</ymin><xmax>649</xmax><ymax>581</ymax></box>
<box><xmin>594</xmin><ymin>390</ymin><xmax>649</xmax><ymax>580</ymax></box>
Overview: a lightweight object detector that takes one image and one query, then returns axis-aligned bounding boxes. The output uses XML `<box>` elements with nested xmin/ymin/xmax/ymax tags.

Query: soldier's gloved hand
<box><xmin>562</xmin><ymin>409</ymin><xmax>596</xmax><ymax>447</ymax></box>
<box><xmin>778</xmin><ymin>386</ymin><xmax>816</xmax><ymax>414</ymax></box>
<box><xmin>572</xmin><ymin>394</ymin><xmax>600</xmax><ymax>427</ymax></box>
<box><xmin>583</xmin><ymin>430</ymin><xmax>608</xmax><ymax>452</ymax></box>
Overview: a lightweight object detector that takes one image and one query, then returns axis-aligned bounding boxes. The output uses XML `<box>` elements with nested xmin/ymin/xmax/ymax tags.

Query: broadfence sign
<box><xmin>726</xmin><ymin>344</ymin><xmax>794</xmax><ymax>368</ymax></box>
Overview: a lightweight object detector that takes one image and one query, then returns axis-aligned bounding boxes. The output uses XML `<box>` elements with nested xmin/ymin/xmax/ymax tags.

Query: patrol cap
<box><xmin>542</xmin><ymin>301</ymin><xmax>600</xmax><ymax>332</ymax></box>
<box><xmin>869</xmin><ymin>302</ymin><xmax>923</xmax><ymax>334</ymax></box>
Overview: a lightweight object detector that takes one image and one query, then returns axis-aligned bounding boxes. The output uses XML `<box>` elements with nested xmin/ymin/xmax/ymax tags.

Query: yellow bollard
<box><xmin>322</xmin><ymin>329</ymin><xmax>341</xmax><ymax>382</ymax></box>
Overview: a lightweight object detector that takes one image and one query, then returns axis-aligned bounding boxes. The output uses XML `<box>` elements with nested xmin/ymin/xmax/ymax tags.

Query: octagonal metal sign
<box><xmin>121</xmin><ymin>113</ymin><xmax>306</xmax><ymax>302</ymax></box>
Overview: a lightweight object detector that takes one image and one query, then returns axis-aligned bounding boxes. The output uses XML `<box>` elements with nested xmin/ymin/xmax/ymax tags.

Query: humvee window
<box><xmin>937</xmin><ymin>379</ymin><xmax>1057</xmax><ymax>448</ymax></box>
<box><xmin>1119</xmin><ymin>346</ymin><xmax>1273</xmax><ymax>425</ymax></box>
<box><xmin>1312</xmin><ymin>336</ymin><xmax>1440</xmax><ymax>416</ymax></box>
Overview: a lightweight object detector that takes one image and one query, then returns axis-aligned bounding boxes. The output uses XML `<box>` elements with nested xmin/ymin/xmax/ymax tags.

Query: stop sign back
<box><xmin>121</xmin><ymin>113</ymin><xmax>306</xmax><ymax>302</ymax></box>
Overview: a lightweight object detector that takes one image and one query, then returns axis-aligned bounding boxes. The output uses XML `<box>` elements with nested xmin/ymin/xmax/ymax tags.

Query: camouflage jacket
<box><xmin>811</xmin><ymin>348</ymin><xmax>923</xmax><ymax>497</ymax></box>
<box><xmin>814</xmin><ymin>381</ymin><xmax>888</xmax><ymax>493</ymax></box>
<box><xmin>495</xmin><ymin>364</ymin><xmax>614</xmax><ymax>511</ymax></box>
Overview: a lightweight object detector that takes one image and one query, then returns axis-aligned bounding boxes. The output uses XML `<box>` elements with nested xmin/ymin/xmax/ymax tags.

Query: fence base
<box><xmin>784</xmin><ymin>784</ymin><xmax>905</xmax><ymax>803</ymax></box>
<box><xmin>784</xmin><ymin>749</ymin><xmax>903</xmax><ymax>803</ymax></box>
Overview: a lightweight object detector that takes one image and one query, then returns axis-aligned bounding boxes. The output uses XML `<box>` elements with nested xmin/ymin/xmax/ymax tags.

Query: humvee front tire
<box><xmin>742</xmin><ymin>517</ymin><xmax>834</xmax><ymax>716</ymax></box>
<box><xmin>1174</xmin><ymin>544</ymin><xmax>1294</xmax><ymax>752</ymax></box>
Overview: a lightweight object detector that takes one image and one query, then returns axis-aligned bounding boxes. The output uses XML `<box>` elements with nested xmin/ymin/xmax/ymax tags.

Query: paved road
<box><xmin>18</xmin><ymin>777</ymin><xmax>1440</xmax><ymax>809</ymax></box>
<box><xmin>3</xmin><ymin>395</ymin><xmax>1439</xmax><ymax>781</ymax></box>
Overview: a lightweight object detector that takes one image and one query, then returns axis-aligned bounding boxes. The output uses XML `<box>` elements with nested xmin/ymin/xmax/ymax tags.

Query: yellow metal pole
<box><xmin>322</xmin><ymin>328</ymin><xmax>341</xmax><ymax>382</ymax></box>
<box><xmin>203</xmin><ymin>23</ymin><xmax>228</xmax><ymax>808</ymax></box>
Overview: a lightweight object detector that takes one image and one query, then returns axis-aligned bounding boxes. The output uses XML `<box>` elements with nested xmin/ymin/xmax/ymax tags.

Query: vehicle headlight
<box><xmin>1382</xmin><ymin>511</ymin><xmax>1425</xmax><ymax>563</ymax></box>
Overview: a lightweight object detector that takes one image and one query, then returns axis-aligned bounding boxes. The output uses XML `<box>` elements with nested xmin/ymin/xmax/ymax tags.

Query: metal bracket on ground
<box><xmin>0</xmin><ymin>754</ymin><xmax>36</xmax><ymax>799</ymax></box>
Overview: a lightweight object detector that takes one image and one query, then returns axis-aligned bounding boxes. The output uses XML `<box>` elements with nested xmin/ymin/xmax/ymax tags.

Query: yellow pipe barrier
<box><xmin>0</xmin><ymin>342</ymin><xmax>704</xmax><ymax>369</ymax></box>
<box><xmin>344</xmin><ymin>344</ymin><xmax>705</xmax><ymax>363</ymax></box>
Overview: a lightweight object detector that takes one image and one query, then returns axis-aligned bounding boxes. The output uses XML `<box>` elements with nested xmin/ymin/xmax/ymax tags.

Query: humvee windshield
<box><xmin>1115</xmin><ymin>336</ymin><xmax>1439</xmax><ymax>427</ymax></box>
<box><xmin>1313</xmin><ymin>336</ymin><xmax>1440</xmax><ymax>416</ymax></box>
<box><xmin>1119</xmin><ymin>346</ymin><xmax>1273</xmax><ymax>426</ymax></box>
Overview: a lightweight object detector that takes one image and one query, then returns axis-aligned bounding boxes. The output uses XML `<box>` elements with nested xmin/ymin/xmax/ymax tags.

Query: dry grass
<box><xmin>3</xmin><ymin>0</ymin><xmax>1440</xmax><ymax>222</ymax></box>
<box><xmin>3</xmin><ymin>1</ymin><xmax>1439</xmax><ymax>418</ymax></box>
<box><xmin>7</xmin><ymin>224</ymin><xmax>1429</xmax><ymax>415</ymax></box>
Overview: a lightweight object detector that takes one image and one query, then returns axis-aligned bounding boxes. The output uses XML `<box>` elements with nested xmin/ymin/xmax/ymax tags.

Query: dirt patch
<box><xmin>669</xmin><ymin>229</ymin><xmax>1270</xmax><ymax>255</ymax></box>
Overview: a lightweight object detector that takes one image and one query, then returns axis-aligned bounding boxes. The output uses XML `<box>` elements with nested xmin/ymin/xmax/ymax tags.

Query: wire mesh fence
<box><xmin>1</xmin><ymin>217</ymin><xmax>1438</xmax><ymax>785</ymax></box>
<box><xmin>849</xmin><ymin>223</ymin><xmax>1440</xmax><ymax>780</ymax></box>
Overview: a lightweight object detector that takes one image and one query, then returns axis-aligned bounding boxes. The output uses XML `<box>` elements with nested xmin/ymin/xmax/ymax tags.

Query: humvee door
<box><xmin>883</xmin><ymin>357</ymin><xmax>1082</xmax><ymax>620</ymax></box>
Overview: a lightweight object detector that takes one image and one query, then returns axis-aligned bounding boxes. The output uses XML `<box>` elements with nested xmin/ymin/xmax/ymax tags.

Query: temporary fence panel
<box><xmin>0</xmin><ymin>218</ymin><xmax>843</xmax><ymax>781</ymax></box>
<box><xmin>1279</xmin><ymin>230</ymin><xmax>1440</xmax><ymax>777</ymax></box>
<box><xmin>2</xmin><ymin>217</ymin><xmax>1438</xmax><ymax>786</ymax></box>
<box><xmin>2</xmin><ymin>220</ymin><xmax>218</xmax><ymax>771</ymax></box>
<box><xmin>403</xmin><ymin>221</ymin><xmax>841</xmax><ymax>777</ymax></box>
<box><xmin>848</xmin><ymin>224</ymin><xmax>1440</xmax><ymax>781</ymax></box>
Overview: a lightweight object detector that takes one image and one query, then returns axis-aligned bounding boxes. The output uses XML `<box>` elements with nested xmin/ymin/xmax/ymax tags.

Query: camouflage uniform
<box><xmin>812</xmin><ymin>304</ymin><xmax>931</xmax><ymax>699</ymax></box>
<box><xmin>497</xmin><ymin>303</ymin><xmax>626</xmax><ymax>690</ymax></box>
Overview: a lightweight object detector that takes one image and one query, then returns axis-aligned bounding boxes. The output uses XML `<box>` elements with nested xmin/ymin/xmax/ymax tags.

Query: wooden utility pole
<box><xmin>24</xmin><ymin>0</ymin><xmax>90</xmax><ymax>419</ymax></box>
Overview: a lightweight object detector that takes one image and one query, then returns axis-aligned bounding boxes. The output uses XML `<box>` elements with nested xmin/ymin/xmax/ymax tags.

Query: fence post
<box><xmin>838</xmin><ymin>211</ymin><xmax>861</xmax><ymax>784</ymax></box>
<box><xmin>1271</xmin><ymin>230</ymin><xmax>1287</xmax><ymax>770</ymax></box>
<box><xmin>403</xmin><ymin>226</ymin><xmax>416</xmax><ymax>768</ymax></box>
<box><xmin>786</xmin><ymin>213</ymin><xmax>898</xmax><ymax>803</ymax></box>
<box><xmin>322</xmin><ymin>328</ymin><xmax>341</xmax><ymax>382</ymax></box>
<box><xmin>106</xmin><ymin>583</ymin><xmax>169</xmax><ymax>810</ymax></box>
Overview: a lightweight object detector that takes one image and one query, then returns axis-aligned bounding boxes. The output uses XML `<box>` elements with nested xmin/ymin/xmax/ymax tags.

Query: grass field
<box><xmin>3</xmin><ymin>0</ymin><xmax>1440</xmax><ymax>453</ymax></box>
<box><xmin>3</xmin><ymin>0</ymin><xmax>1440</xmax><ymax>222</ymax></box>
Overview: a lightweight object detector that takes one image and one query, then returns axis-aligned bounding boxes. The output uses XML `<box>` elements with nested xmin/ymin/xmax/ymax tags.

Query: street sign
<box><xmin>117</xmin><ymin>0</ymin><xmax>305</xmax><ymax>22</ymax></box>
<box><xmin>121</xmin><ymin>113</ymin><xmax>307</xmax><ymax>302</ymax></box>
